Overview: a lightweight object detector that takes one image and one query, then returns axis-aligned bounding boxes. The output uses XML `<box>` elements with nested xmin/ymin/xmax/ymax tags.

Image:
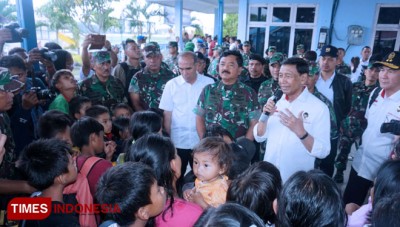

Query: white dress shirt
<box><xmin>316</xmin><ymin>72</ymin><xmax>335</xmax><ymax>104</ymax></box>
<box><xmin>253</xmin><ymin>88</ymin><xmax>331</xmax><ymax>182</ymax></box>
<box><xmin>352</xmin><ymin>89</ymin><xmax>400</xmax><ymax>181</ymax></box>
<box><xmin>159</xmin><ymin>74</ymin><xmax>214</xmax><ymax>149</ymax></box>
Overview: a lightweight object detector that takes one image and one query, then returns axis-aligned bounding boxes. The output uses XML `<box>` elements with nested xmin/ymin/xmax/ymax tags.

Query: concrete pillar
<box><xmin>16</xmin><ymin>0</ymin><xmax>37</xmax><ymax>51</ymax></box>
<box><xmin>175</xmin><ymin>0</ymin><xmax>183</xmax><ymax>51</ymax></box>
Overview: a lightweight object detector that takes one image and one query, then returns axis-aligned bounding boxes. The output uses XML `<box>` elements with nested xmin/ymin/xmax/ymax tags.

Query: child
<box><xmin>85</xmin><ymin>105</ymin><xmax>116</xmax><ymax>162</ymax></box>
<box><xmin>69</xmin><ymin>96</ymin><xmax>91</xmax><ymax>121</ymax></box>
<box><xmin>111</xmin><ymin>117</ymin><xmax>130</xmax><ymax>160</ymax></box>
<box><xmin>38</xmin><ymin>110</ymin><xmax>73</xmax><ymax>145</ymax></box>
<box><xmin>227</xmin><ymin>161</ymin><xmax>282</xmax><ymax>225</ymax></box>
<box><xmin>96</xmin><ymin>162</ymin><xmax>166</xmax><ymax>227</ymax></box>
<box><xmin>17</xmin><ymin>138</ymin><xmax>79</xmax><ymax>226</ymax></box>
<box><xmin>112</xmin><ymin>103</ymin><xmax>133</xmax><ymax>120</ymax></box>
<box><xmin>49</xmin><ymin>69</ymin><xmax>77</xmax><ymax>115</ymax></box>
<box><xmin>70</xmin><ymin>117</ymin><xmax>113</xmax><ymax>196</ymax></box>
<box><xmin>184</xmin><ymin>137</ymin><xmax>233</xmax><ymax>209</ymax></box>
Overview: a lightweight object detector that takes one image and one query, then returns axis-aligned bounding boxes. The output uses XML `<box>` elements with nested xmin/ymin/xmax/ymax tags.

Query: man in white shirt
<box><xmin>343</xmin><ymin>51</ymin><xmax>400</xmax><ymax>206</ymax></box>
<box><xmin>316</xmin><ymin>45</ymin><xmax>352</xmax><ymax>177</ymax></box>
<box><xmin>159</xmin><ymin>51</ymin><xmax>214</xmax><ymax>187</ymax></box>
<box><xmin>253</xmin><ymin>57</ymin><xmax>331</xmax><ymax>182</ymax></box>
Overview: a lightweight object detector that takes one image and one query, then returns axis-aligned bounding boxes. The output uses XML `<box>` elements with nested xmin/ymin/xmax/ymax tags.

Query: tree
<box><xmin>0</xmin><ymin>0</ymin><xmax>17</xmax><ymax>24</ymax></box>
<box><xmin>124</xmin><ymin>0</ymin><xmax>166</xmax><ymax>40</ymax></box>
<box><xmin>223</xmin><ymin>14</ymin><xmax>238</xmax><ymax>37</ymax></box>
<box><xmin>37</xmin><ymin>1</ymin><xmax>77</xmax><ymax>42</ymax></box>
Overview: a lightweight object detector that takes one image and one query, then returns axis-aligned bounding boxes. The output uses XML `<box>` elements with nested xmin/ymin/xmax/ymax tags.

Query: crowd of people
<box><xmin>0</xmin><ymin>26</ymin><xmax>400</xmax><ymax>227</ymax></box>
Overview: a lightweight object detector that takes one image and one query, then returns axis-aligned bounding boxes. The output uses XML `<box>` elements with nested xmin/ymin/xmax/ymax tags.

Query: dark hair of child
<box><xmin>192</xmin><ymin>137</ymin><xmax>233</xmax><ymax>176</ymax></box>
<box><xmin>227</xmin><ymin>161</ymin><xmax>282</xmax><ymax>225</ymax></box>
<box><xmin>17</xmin><ymin>138</ymin><xmax>71</xmax><ymax>191</ymax></box>
<box><xmin>85</xmin><ymin>105</ymin><xmax>109</xmax><ymax>119</ymax></box>
<box><xmin>70</xmin><ymin>117</ymin><xmax>104</xmax><ymax>149</ymax></box>
<box><xmin>69</xmin><ymin>96</ymin><xmax>91</xmax><ymax>120</ymax></box>
<box><xmin>129</xmin><ymin>111</ymin><xmax>162</xmax><ymax>141</ymax></box>
<box><xmin>38</xmin><ymin>110</ymin><xmax>73</xmax><ymax>139</ymax></box>
<box><xmin>96</xmin><ymin>162</ymin><xmax>158</xmax><ymax>226</ymax></box>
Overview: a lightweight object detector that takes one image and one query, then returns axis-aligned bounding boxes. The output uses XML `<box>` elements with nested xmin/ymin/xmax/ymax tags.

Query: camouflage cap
<box><xmin>269</xmin><ymin>52</ymin><xmax>284</xmax><ymax>65</ymax></box>
<box><xmin>268</xmin><ymin>46</ymin><xmax>277</xmax><ymax>52</ymax></box>
<box><xmin>373</xmin><ymin>51</ymin><xmax>400</xmax><ymax>70</ymax></box>
<box><xmin>92</xmin><ymin>51</ymin><xmax>111</xmax><ymax>64</ymax></box>
<box><xmin>184</xmin><ymin>42</ymin><xmax>195</xmax><ymax>52</ymax></box>
<box><xmin>144</xmin><ymin>42</ymin><xmax>161</xmax><ymax>56</ymax></box>
<box><xmin>297</xmin><ymin>44</ymin><xmax>305</xmax><ymax>50</ymax></box>
<box><xmin>0</xmin><ymin>69</ymin><xmax>25</xmax><ymax>92</ymax></box>
<box><xmin>308</xmin><ymin>62</ymin><xmax>319</xmax><ymax>76</ymax></box>
<box><xmin>243</xmin><ymin>41</ymin><xmax>251</xmax><ymax>46</ymax></box>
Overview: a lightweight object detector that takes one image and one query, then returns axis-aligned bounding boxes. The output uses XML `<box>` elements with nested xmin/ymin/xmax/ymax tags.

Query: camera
<box><xmin>39</xmin><ymin>48</ymin><xmax>58</xmax><ymax>62</ymax></box>
<box><xmin>30</xmin><ymin>87</ymin><xmax>57</xmax><ymax>100</ymax></box>
<box><xmin>380</xmin><ymin>119</ymin><xmax>400</xmax><ymax>136</ymax></box>
<box><xmin>2</xmin><ymin>22</ymin><xmax>29</xmax><ymax>43</ymax></box>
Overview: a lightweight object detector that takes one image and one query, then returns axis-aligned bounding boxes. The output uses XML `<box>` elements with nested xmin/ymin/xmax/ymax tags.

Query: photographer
<box><xmin>0</xmin><ymin>55</ymin><xmax>47</xmax><ymax>158</ymax></box>
<box><xmin>343</xmin><ymin>51</ymin><xmax>400</xmax><ymax>206</ymax></box>
<box><xmin>80</xmin><ymin>34</ymin><xmax>118</xmax><ymax>80</ymax></box>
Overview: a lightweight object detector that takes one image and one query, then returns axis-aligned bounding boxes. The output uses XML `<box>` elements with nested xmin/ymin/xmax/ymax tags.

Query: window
<box><xmin>249</xmin><ymin>27</ymin><xmax>266</xmax><ymax>56</ymax></box>
<box><xmin>269</xmin><ymin>26</ymin><xmax>290</xmax><ymax>54</ymax></box>
<box><xmin>296</xmin><ymin>8</ymin><xmax>315</xmax><ymax>23</ymax></box>
<box><xmin>293</xmin><ymin>29</ymin><xmax>313</xmax><ymax>54</ymax></box>
<box><xmin>273</xmin><ymin>7</ymin><xmax>290</xmax><ymax>23</ymax></box>
<box><xmin>248</xmin><ymin>4</ymin><xmax>317</xmax><ymax>57</ymax></box>
<box><xmin>250</xmin><ymin>7</ymin><xmax>267</xmax><ymax>22</ymax></box>
<box><xmin>372</xmin><ymin>5</ymin><xmax>400</xmax><ymax>56</ymax></box>
<box><xmin>377</xmin><ymin>7</ymin><xmax>400</xmax><ymax>24</ymax></box>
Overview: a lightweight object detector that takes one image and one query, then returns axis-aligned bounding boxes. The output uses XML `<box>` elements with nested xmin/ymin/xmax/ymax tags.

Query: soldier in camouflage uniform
<box><xmin>79</xmin><ymin>51</ymin><xmax>126</xmax><ymax>111</ymax></box>
<box><xmin>0</xmin><ymin>70</ymin><xmax>24</xmax><ymax>180</ymax></box>
<box><xmin>129</xmin><ymin>43</ymin><xmax>176</xmax><ymax>111</ymax></box>
<box><xmin>207</xmin><ymin>45</ymin><xmax>223</xmax><ymax>79</ymax></box>
<box><xmin>305</xmin><ymin>63</ymin><xmax>340</xmax><ymax>173</ymax></box>
<box><xmin>164</xmin><ymin>41</ymin><xmax>179</xmax><ymax>74</ymax></box>
<box><xmin>258</xmin><ymin>52</ymin><xmax>284</xmax><ymax>106</ymax></box>
<box><xmin>333</xmin><ymin>62</ymin><xmax>379</xmax><ymax>183</ymax></box>
<box><xmin>293</xmin><ymin>44</ymin><xmax>305</xmax><ymax>58</ymax></box>
<box><xmin>194</xmin><ymin>50</ymin><xmax>260</xmax><ymax>140</ymax></box>
<box><xmin>241</xmin><ymin>41</ymin><xmax>252</xmax><ymax>68</ymax></box>
<box><xmin>336</xmin><ymin>47</ymin><xmax>351</xmax><ymax>77</ymax></box>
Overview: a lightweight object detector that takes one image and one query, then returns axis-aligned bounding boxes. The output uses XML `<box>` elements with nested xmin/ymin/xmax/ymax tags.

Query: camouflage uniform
<box><xmin>79</xmin><ymin>74</ymin><xmax>126</xmax><ymax>110</ymax></box>
<box><xmin>335</xmin><ymin>81</ymin><xmax>378</xmax><ymax>177</ymax></box>
<box><xmin>336</xmin><ymin>62</ymin><xmax>351</xmax><ymax>77</ymax></box>
<box><xmin>164</xmin><ymin>54</ymin><xmax>179</xmax><ymax>73</ymax></box>
<box><xmin>241</xmin><ymin>52</ymin><xmax>251</xmax><ymax>68</ymax></box>
<box><xmin>0</xmin><ymin>112</ymin><xmax>16</xmax><ymax>179</ymax></box>
<box><xmin>128</xmin><ymin>67</ymin><xmax>176</xmax><ymax>110</ymax></box>
<box><xmin>312</xmin><ymin>88</ymin><xmax>339</xmax><ymax>171</ymax></box>
<box><xmin>207</xmin><ymin>58</ymin><xmax>219</xmax><ymax>78</ymax></box>
<box><xmin>194</xmin><ymin>81</ymin><xmax>260</xmax><ymax>139</ymax></box>
<box><xmin>258</xmin><ymin>78</ymin><xmax>280</xmax><ymax>106</ymax></box>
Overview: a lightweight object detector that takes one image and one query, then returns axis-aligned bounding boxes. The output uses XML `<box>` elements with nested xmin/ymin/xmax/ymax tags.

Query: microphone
<box><xmin>264</xmin><ymin>90</ymin><xmax>283</xmax><ymax>116</ymax></box>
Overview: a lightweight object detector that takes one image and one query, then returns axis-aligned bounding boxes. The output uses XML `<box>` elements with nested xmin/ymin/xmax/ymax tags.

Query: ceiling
<box><xmin>147</xmin><ymin>0</ymin><xmax>239</xmax><ymax>14</ymax></box>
